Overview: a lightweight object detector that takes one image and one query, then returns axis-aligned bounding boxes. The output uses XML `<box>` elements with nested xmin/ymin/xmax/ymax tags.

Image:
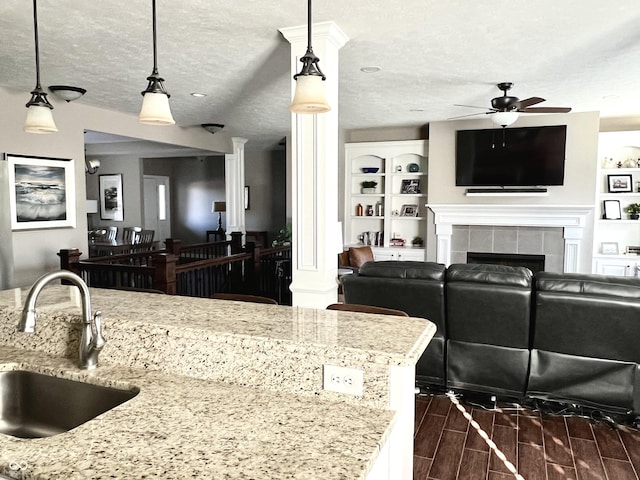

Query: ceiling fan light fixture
<box><xmin>492</xmin><ymin>111</ymin><xmax>519</xmax><ymax>127</ymax></box>
<box><xmin>290</xmin><ymin>0</ymin><xmax>330</xmax><ymax>114</ymax></box>
<box><xmin>48</xmin><ymin>85</ymin><xmax>86</xmax><ymax>102</ymax></box>
<box><xmin>24</xmin><ymin>0</ymin><xmax>57</xmax><ymax>134</ymax></box>
<box><xmin>139</xmin><ymin>0</ymin><xmax>175</xmax><ymax>126</ymax></box>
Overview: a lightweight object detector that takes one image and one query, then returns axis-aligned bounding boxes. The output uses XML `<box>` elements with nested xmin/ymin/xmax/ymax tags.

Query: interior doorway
<box><xmin>143</xmin><ymin>175</ymin><xmax>171</xmax><ymax>244</ymax></box>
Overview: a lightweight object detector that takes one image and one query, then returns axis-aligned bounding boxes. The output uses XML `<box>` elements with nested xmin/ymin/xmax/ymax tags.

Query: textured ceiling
<box><xmin>1</xmin><ymin>0</ymin><xmax>639</xmax><ymax>151</ymax></box>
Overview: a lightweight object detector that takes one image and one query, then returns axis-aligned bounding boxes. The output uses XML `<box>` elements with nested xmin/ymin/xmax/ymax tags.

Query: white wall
<box><xmin>0</xmin><ymin>86</ymin><xmax>233</xmax><ymax>287</ymax></box>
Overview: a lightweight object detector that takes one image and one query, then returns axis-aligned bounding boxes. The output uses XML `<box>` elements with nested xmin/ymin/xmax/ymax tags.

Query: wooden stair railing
<box><xmin>59</xmin><ymin>233</ymin><xmax>292</xmax><ymax>303</ymax></box>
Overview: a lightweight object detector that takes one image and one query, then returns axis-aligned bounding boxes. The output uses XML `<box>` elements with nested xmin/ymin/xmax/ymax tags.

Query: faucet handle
<box><xmin>92</xmin><ymin>310</ymin><xmax>106</xmax><ymax>350</ymax></box>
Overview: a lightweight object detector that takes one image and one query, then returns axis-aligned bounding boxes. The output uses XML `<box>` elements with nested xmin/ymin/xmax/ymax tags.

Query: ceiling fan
<box><xmin>452</xmin><ymin>82</ymin><xmax>572</xmax><ymax>127</ymax></box>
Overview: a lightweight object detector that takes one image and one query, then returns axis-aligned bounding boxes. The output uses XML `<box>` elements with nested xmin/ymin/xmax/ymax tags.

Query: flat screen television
<box><xmin>455</xmin><ymin>125</ymin><xmax>567</xmax><ymax>187</ymax></box>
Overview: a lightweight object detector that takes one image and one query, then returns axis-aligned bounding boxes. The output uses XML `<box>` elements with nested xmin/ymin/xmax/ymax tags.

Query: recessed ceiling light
<box><xmin>191</xmin><ymin>92</ymin><xmax>207</xmax><ymax>98</ymax></box>
<box><xmin>602</xmin><ymin>94</ymin><xmax>621</xmax><ymax>100</ymax></box>
<box><xmin>409</xmin><ymin>109</ymin><xmax>424</xmax><ymax>112</ymax></box>
<box><xmin>360</xmin><ymin>66</ymin><xmax>381</xmax><ymax>73</ymax></box>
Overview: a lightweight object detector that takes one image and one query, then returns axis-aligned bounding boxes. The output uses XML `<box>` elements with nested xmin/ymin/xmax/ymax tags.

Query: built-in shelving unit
<box><xmin>345</xmin><ymin>140</ymin><xmax>428</xmax><ymax>261</ymax></box>
<box><xmin>592</xmin><ymin>131</ymin><xmax>640</xmax><ymax>276</ymax></box>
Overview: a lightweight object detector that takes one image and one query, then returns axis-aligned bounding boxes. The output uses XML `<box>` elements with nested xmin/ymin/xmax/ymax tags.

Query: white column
<box><xmin>563</xmin><ymin>226</ymin><xmax>583</xmax><ymax>273</ymax></box>
<box><xmin>435</xmin><ymin>223</ymin><xmax>453</xmax><ymax>266</ymax></box>
<box><xmin>224</xmin><ymin>137</ymin><xmax>248</xmax><ymax>238</ymax></box>
<box><xmin>280</xmin><ymin>22</ymin><xmax>349</xmax><ymax>308</ymax></box>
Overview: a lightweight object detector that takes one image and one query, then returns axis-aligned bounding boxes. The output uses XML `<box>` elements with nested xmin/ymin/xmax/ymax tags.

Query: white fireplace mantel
<box><xmin>427</xmin><ymin>204</ymin><xmax>594</xmax><ymax>273</ymax></box>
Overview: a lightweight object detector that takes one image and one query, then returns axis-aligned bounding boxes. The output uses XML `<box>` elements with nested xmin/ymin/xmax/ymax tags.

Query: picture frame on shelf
<box><xmin>607</xmin><ymin>174</ymin><xmax>633</xmax><ymax>193</ymax></box>
<box><xmin>99</xmin><ymin>174</ymin><xmax>124</xmax><ymax>221</ymax></box>
<box><xmin>400</xmin><ymin>179</ymin><xmax>420</xmax><ymax>194</ymax></box>
<box><xmin>603</xmin><ymin>199</ymin><xmax>622</xmax><ymax>220</ymax></box>
<box><xmin>601</xmin><ymin>242</ymin><xmax>619</xmax><ymax>255</ymax></box>
<box><xmin>5</xmin><ymin>153</ymin><xmax>76</xmax><ymax>230</ymax></box>
<box><xmin>400</xmin><ymin>204</ymin><xmax>418</xmax><ymax>217</ymax></box>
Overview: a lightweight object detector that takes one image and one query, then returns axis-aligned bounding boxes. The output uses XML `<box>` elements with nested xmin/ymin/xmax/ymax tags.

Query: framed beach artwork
<box><xmin>99</xmin><ymin>174</ymin><xmax>124</xmax><ymax>221</ymax></box>
<box><xmin>6</xmin><ymin>153</ymin><xmax>76</xmax><ymax>230</ymax></box>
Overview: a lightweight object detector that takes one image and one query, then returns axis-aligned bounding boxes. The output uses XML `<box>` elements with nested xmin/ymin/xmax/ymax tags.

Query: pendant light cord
<box><xmin>151</xmin><ymin>0</ymin><xmax>158</xmax><ymax>74</ymax></box>
<box><xmin>306</xmin><ymin>0</ymin><xmax>312</xmax><ymax>51</ymax></box>
<box><xmin>32</xmin><ymin>0</ymin><xmax>41</xmax><ymax>89</ymax></box>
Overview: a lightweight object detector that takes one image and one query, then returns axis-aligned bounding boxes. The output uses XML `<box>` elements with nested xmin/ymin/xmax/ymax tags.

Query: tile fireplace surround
<box><xmin>428</xmin><ymin>205</ymin><xmax>593</xmax><ymax>273</ymax></box>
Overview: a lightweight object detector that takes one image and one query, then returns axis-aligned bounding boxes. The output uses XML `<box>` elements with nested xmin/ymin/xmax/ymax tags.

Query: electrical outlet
<box><xmin>323</xmin><ymin>364</ymin><xmax>364</xmax><ymax>396</ymax></box>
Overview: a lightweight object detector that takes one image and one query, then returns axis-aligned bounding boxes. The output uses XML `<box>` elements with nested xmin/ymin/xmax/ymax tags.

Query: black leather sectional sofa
<box><xmin>341</xmin><ymin>261</ymin><xmax>640</xmax><ymax>421</ymax></box>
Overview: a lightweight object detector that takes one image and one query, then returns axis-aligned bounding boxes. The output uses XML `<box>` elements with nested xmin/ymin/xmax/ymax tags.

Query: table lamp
<box><xmin>212</xmin><ymin>201</ymin><xmax>226</xmax><ymax>232</ymax></box>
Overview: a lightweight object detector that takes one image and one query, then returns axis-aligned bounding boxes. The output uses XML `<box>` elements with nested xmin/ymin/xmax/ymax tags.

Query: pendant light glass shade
<box><xmin>140</xmin><ymin>91</ymin><xmax>175</xmax><ymax>125</ymax></box>
<box><xmin>491</xmin><ymin>111</ymin><xmax>519</xmax><ymax>127</ymax></box>
<box><xmin>290</xmin><ymin>75</ymin><xmax>330</xmax><ymax>113</ymax></box>
<box><xmin>24</xmin><ymin>103</ymin><xmax>58</xmax><ymax>133</ymax></box>
<box><xmin>24</xmin><ymin>0</ymin><xmax>57</xmax><ymax>134</ymax></box>
<box><xmin>139</xmin><ymin>0</ymin><xmax>175</xmax><ymax>125</ymax></box>
<box><xmin>290</xmin><ymin>0</ymin><xmax>330</xmax><ymax>114</ymax></box>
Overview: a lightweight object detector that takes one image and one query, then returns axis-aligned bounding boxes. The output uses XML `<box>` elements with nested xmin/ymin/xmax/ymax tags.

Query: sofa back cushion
<box><xmin>533</xmin><ymin>272</ymin><xmax>640</xmax><ymax>363</ymax></box>
<box><xmin>342</xmin><ymin>261</ymin><xmax>446</xmax><ymax>331</ymax></box>
<box><xmin>446</xmin><ymin>264</ymin><xmax>533</xmax><ymax>348</ymax></box>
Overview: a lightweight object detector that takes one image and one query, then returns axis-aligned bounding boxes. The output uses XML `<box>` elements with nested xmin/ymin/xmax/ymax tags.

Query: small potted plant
<box><xmin>626</xmin><ymin>203</ymin><xmax>640</xmax><ymax>220</ymax></box>
<box><xmin>361</xmin><ymin>180</ymin><xmax>378</xmax><ymax>194</ymax></box>
<box><xmin>411</xmin><ymin>236</ymin><xmax>424</xmax><ymax>247</ymax></box>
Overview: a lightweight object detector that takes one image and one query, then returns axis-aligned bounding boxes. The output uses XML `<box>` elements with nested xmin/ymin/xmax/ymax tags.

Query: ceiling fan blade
<box><xmin>447</xmin><ymin>111</ymin><xmax>491</xmax><ymax>120</ymax></box>
<box><xmin>454</xmin><ymin>104</ymin><xmax>492</xmax><ymax>110</ymax></box>
<box><xmin>515</xmin><ymin>97</ymin><xmax>545</xmax><ymax>109</ymax></box>
<box><xmin>521</xmin><ymin>106</ymin><xmax>572</xmax><ymax>113</ymax></box>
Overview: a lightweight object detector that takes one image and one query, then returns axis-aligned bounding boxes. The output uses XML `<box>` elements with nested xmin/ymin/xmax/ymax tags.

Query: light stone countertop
<box><xmin>0</xmin><ymin>347</ymin><xmax>395</xmax><ymax>479</ymax></box>
<box><xmin>0</xmin><ymin>286</ymin><xmax>436</xmax><ymax>479</ymax></box>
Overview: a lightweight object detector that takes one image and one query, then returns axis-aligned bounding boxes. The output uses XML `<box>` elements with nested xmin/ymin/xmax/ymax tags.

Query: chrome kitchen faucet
<box><xmin>17</xmin><ymin>271</ymin><xmax>105</xmax><ymax>369</ymax></box>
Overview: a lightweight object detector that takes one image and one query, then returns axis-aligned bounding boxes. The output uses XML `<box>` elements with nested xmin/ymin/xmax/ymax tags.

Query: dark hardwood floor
<box><xmin>414</xmin><ymin>394</ymin><xmax>640</xmax><ymax>480</ymax></box>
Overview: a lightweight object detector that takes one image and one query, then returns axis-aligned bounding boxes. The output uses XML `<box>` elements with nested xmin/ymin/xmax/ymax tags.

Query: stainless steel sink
<box><xmin>0</xmin><ymin>370</ymin><xmax>139</xmax><ymax>438</ymax></box>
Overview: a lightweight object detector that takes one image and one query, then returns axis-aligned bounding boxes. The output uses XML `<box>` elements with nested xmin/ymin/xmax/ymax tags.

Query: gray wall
<box><xmin>144</xmin><ymin>156</ymin><xmax>226</xmax><ymax>245</ymax></box>
<box><xmin>245</xmin><ymin>146</ymin><xmax>287</xmax><ymax>244</ymax></box>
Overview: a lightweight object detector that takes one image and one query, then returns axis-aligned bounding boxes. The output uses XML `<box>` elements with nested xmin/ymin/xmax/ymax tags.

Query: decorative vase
<box><xmin>631</xmin><ymin>214</ymin><xmax>639</xmax><ymax>220</ymax></box>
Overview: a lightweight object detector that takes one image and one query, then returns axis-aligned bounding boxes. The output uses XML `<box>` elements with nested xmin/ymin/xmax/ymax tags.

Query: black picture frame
<box><xmin>400</xmin><ymin>179</ymin><xmax>420</xmax><ymax>194</ymax></box>
<box><xmin>603</xmin><ymin>199</ymin><xmax>622</xmax><ymax>220</ymax></box>
<box><xmin>607</xmin><ymin>174</ymin><xmax>632</xmax><ymax>193</ymax></box>
<box><xmin>99</xmin><ymin>174</ymin><xmax>124</xmax><ymax>221</ymax></box>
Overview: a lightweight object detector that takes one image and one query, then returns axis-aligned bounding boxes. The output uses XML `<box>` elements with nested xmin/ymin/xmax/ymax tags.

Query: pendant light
<box><xmin>139</xmin><ymin>0</ymin><xmax>175</xmax><ymax>125</ymax></box>
<box><xmin>24</xmin><ymin>0</ymin><xmax>57</xmax><ymax>134</ymax></box>
<box><xmin>290</xmin><ymin>0</ymin><xmax>330</xmax><ymax>114</ymax></box>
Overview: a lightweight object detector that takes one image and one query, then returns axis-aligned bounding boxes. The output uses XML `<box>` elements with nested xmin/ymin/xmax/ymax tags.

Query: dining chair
<box><xmin>326</xmin><ymin>303</ymin><xmax>409</xmax><ymax>317</ymax></box>
<box><xmin>139</xmin><ymin>229</ymin><xmax>155</xmax><ymax>244</ymax></box>
<box><xmin>211</xmin><ymin>293</ymin><xmax>278</xmax><ymax>305</ymax></box>
<box><xmin>122</xmin><ymin>226</ymin><xmax>142</xmax><ymax>244</ymax></box>
<box><xmin>105</xmin><ymin>226</ymin><xmax>118</xmax><ymax>243</ymax></box>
